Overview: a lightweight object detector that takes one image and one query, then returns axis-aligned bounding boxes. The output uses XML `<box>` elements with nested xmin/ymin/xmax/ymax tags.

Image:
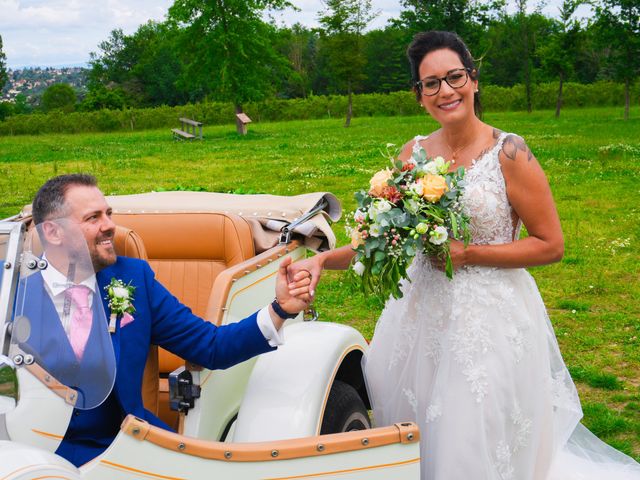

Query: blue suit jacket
<box><xmin>21</xmin><ymin>256</ymin><xmax>275</xmax><ymax>466</ymax></box>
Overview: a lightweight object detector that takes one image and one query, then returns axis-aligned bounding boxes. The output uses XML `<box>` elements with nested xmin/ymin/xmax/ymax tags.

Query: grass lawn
<box><xmin>1</xmin><ymin>106</ymin><xmax>639</xmax><ymax>459</ymax></box>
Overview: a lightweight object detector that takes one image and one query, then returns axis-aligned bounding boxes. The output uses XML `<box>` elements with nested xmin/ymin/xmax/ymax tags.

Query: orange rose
<box><xmin>368</xmin><ymin>168</ymin><xmax>393</xmax><ymax>197</ymax></box>
<box><xmin>420</xmin><ymin>174</ymin><xmax>449</xmax><ymax>202</ymax></box>
<box><xmin>350</xmin><ymin>229</ymin><xmax>364</xmax><ymax>248</ymax></box>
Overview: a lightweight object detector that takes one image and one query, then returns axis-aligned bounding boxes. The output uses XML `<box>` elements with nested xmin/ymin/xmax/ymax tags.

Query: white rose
<box><xmin>369</xmin><ymin>224</ymin><xmax>382</xmax><ymax>237</ymax></box>
<box><xmin>375</xmin><ymin>199</ymin><xmax>392</xmax><ymax>214</ymax></box>
<box><xmin>352</xmin><ymin>261</ymin><xmax>366</xmax><ymax>276</ymax></box>
<box><xmin>423</xmin><ymin>161</ymin><xmax>439</xmax><ymax>175</ymax></box>
<box><xmin>368</xmin><ymin>205</ymin><xmax>378</xmax><ymax>221</ymax></box>
<box><xmin>433</xmin><ymin>156</ymin><xmax>448</xmax><ymax>174</ymax></box>
<box><xmin>429</xmin><ymin>226</ymin><xmax>448</xmax><ymax>245</ymax></box>
<box><xmin>113</xmin><ymin>287</ymin><xmax>129</xmax><ymax>298</ymax></box>
<box><xmin>409</xmin><ymin>181</ymin><xmax>423</xmax><ymax>196</ymax></box>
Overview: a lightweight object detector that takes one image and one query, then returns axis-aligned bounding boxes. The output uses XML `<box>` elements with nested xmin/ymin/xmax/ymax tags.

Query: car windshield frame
<box><xmin>0</xmin><ymin>222</ymin><xmax>25</xmax><ymax>352</ymax></box>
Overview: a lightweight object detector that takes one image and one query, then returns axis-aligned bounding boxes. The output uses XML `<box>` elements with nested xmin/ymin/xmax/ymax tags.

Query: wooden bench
<box><xmin>172</xmin><ymin>117</ymin><xmax>203</xmax><ymax>140</ymax></box>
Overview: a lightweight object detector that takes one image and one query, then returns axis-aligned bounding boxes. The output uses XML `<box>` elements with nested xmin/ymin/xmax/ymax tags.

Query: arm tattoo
<box><xmin>502</xmin><ymin>134</ymin><xmax>534</xmax><ymax>162</ymax></box>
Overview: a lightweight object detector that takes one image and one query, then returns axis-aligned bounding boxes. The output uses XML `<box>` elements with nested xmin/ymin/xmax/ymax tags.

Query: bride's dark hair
<box><xmin>408</xmin><ymin>31</ymin><xmax>482</xmax><ymax>118</ymax></box>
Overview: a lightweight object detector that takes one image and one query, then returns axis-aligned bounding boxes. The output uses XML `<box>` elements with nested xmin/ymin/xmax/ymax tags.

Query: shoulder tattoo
<box><xmin>502</xmin><ymin>134</ymin><xmax>533</xmax><ymax>162</ymax></box>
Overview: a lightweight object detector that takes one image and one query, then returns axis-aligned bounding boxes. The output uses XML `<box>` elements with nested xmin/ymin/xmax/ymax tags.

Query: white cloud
<box><xmin>1</xmin><ymin>0</ymin><xmax>172</xmax><ymax>68</ymax></box>
<box><xmin>1</xmin><ymin>0</ymin><xmax>591</xmax><ymax>69</ymax></box>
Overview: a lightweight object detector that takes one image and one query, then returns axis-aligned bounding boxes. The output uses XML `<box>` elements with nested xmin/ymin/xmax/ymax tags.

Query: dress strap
<box><xmin>411</xmin><ymin>134</ymin><xmax>429</xmax><ymax>157</ymax></box>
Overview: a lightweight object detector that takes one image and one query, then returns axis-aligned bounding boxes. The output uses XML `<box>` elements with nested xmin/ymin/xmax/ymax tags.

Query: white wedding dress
<box><xmin>364</xmin><ymin>132</ymin><xmax>640</xmax><ymax>480</ymax></box>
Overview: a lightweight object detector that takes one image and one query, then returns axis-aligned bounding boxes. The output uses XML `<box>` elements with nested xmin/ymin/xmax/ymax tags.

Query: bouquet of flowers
<box><xmin>349</xmin><ymin>145</ymin><xmax>471</xmax><ymax>301</ymax></box>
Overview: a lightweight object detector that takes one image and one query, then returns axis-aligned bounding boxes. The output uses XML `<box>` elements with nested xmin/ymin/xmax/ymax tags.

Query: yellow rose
<box><xmin>368</xmin><ymin>168</ymin><xmax>393</xmax><ymax>197</ymax></box>
<box><xmin>350</xmin><ymin>229</ymin><xmax>364</xmax><ymax>248</ymax></box>
<box><xmin>420</xmin><ymin>174</ymin><xmax>449</xmax><ymax>202</ymax></box>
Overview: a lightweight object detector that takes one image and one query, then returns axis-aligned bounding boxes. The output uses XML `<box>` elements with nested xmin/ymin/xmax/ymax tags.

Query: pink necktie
<box><xmin>67</xmin><ymin>285</ymin><xmax>92</xmax><ymax>361</ymax></box>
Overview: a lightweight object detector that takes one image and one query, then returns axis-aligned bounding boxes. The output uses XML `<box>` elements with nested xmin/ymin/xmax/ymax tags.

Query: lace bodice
<box><xmin>413</xmin><ymin>132</ymin><xmax>522</xmax><ymax>245</ymax></box>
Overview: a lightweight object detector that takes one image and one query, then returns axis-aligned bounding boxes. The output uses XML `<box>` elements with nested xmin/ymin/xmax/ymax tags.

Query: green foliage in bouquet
<box><xmin>349</xmin><ymin>145</ymin><xmax>471</xmax><ymax>301</ymax></box>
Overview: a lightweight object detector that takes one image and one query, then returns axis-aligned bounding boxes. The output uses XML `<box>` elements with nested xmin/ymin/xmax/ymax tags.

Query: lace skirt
<box><xmin>363</xmin><ymin>256</ymin><xmax>640</xmax><ymax>480</ymax></box>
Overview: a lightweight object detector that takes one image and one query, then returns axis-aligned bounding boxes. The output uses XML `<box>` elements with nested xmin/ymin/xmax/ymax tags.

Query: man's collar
<box><xmin>41</xmin><ymin>255</ymin><xmax>97</xmax><ymax>296</ymax></box>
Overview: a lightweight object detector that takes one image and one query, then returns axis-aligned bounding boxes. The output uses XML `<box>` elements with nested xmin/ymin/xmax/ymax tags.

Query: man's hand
<box><xmin>286</xmin><ymin>255</ymin><xmax>324</xmax><ymax>299</ymax></box>
<box><xmin>270</xmin><ymin>256</ymin><xmax>312</xmax><ymax>326</ymax></box>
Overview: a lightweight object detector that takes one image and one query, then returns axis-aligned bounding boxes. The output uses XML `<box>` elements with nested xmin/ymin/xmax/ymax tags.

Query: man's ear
<box><xmin>41</xmin><ymin>220</ymin><xmax>63</xmax><ymax>246</ymax></box>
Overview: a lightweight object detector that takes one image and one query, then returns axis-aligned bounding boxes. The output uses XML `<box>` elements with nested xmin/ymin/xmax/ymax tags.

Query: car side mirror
<box><xmin>0</xmin><ymin>356</ymin><xmax>18</xmax><ymax>414</ymax></box>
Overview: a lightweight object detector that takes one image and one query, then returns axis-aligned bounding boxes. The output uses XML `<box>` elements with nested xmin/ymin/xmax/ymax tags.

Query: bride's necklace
<box><xmin>446</xmin><ymin>137</ymin><xmax>474</xmax><ymax>164</ymax></box>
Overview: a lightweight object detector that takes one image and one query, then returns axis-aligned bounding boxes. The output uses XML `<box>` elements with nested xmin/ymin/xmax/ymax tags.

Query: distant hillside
<box><xmin>1</xmin><ymin>67</ymin><xmax>88</xmax><ymax>105</ymax></box>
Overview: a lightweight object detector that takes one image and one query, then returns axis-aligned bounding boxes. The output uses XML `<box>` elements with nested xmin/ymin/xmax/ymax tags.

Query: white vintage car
<box><xmin>0</xmin><ymin>191</ymin><xmax>420</xmax><ymax>479</ymax></box>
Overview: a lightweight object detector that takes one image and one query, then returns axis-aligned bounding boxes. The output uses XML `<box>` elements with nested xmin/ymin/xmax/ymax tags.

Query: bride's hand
<box><xmin>429</xmin><ymin>240</ymin><xmax>468</xmax><ymax>271</ymax></box>
<box><xmin>287</xmin><ymin>255</ymin><xmax>324</xmax><ymax>299</ymax></box>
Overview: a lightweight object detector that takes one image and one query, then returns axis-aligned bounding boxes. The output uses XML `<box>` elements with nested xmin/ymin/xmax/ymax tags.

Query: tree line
<box><xmin>1</xmin><ymin>0</ymin><xmax>638</xmax><ymax>126</ymax></box>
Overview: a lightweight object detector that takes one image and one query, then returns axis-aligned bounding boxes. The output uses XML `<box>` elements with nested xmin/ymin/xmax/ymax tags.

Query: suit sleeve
<box><xmin>142</xmin><ymin>262</ymin><xmax>276</xmax><ymax>370</ymax></box>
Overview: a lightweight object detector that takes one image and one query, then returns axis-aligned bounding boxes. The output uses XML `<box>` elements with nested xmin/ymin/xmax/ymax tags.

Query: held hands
<box><xmin>286</xmin><ymin>255</ymin><xmax>324</xmax><ymax>299</ymax></box>
<box><xmin>273</xmin><ymin>256</ymin><xmax>312</xmax><ymax>320</ymax></box>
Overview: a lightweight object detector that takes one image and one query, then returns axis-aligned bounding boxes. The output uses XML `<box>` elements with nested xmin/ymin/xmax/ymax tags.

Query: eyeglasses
<box><xmin>415</xmin><ymin>68</ymin><xmax>471</xmax><ymax>96</ymax></box>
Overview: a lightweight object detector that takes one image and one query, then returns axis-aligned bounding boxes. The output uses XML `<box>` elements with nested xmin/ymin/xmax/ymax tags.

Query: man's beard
<box><xmin>91</xmin><ymin>234</ymin><xmax>117</xmax><ymax>271</ymax></box>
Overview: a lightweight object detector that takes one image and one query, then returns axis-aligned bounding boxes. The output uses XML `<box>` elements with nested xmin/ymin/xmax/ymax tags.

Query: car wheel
<box><xmin>320</xmin><ymin>380</ymin><xmax>371</xmax><ymax>434</ymax></box>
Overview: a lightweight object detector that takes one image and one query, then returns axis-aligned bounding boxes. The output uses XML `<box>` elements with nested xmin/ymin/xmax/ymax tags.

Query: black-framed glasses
<box><xmin>415</xmin><ymin>68</ymin><xmax>471</xmax><ymax>96</ymax></box>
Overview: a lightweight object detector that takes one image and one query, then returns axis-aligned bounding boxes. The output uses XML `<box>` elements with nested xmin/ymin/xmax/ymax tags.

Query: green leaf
<box><xmin>450</xmin><ymin>211</ymin><xmax>459</xmax><ymax>238</ymax></box>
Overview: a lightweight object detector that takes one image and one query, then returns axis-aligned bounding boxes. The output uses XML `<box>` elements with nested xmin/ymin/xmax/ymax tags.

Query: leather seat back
<box><xmin>112</xmin><ymin>212</ymin><xmax>254</xmax><ymax>425</ymax></box>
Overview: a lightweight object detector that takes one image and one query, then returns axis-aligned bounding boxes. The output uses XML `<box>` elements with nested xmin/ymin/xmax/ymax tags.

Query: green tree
<box><xmin>594</xmin><ymin>0</ymin><xmax>640</xmax><ymax>119</ymax></box>
<box><xmin>318</xmin><ymin>0</ymin><xmax>377</xmax><ymax>127</ymax></box>
<box><xmin>168</xmin><ymin>0</ymin><xmax>292</xmax><ymax>133</ymax></box>
<box><xmin>41</xmin><ymin>83</ymin><xmax>77</xmax><ymax>112</ymax></box>
<box><xmin>538</xmin><ymin>1</ymin><xmax>583</xmax><ymax>117</ymax></box>
<box><xmin>363</xmin><ymin>27</ymin><xmax>409</xmax><ymax>94</ymax></box>
<box><xmin>0</xmin><ymin>34</ymin><xmax>7</xmax><ymax>93</ymax></box>
<box><xmin>87</xmin><ymin>23</ymin><xmax>189</xmax><ymax>108</ymax></box>
<box><xmin>393</xmin><ymin>0</ymin><xmax>504</xmax><ymax>59</ymax></box>
<box><xmin>272</xmin><ymin>24</ymin><xmax>319</xmax><ymax>98</ymax></box>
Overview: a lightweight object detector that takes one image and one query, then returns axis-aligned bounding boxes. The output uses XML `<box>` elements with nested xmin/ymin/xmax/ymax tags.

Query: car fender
<box><xmin>0</xmin><ymin>440</ymin><xmax>80</xmax><ymax>479</ymax></box>
<box><xmin>232</xmin><ymin>321</ymin><xmax>369</xmax><ymax>442</ymax></box>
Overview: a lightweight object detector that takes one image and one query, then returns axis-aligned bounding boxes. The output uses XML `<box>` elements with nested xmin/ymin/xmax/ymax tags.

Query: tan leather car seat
<box><xmin>112</xmin><ymin>212</ymin><xmax>254</xmax><ymax>428</ymax></box>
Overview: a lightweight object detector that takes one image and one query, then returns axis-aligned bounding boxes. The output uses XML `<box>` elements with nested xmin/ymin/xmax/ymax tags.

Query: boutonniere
<box><xmin>105</xmin><ymin>278</ymin><xmax>136</xmax><ymax>333</ymax></box>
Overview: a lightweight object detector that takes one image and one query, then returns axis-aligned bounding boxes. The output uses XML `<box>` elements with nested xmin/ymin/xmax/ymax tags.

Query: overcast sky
<box><xmin>1</xmin><ymin>0</ymin><xmax>593</xmax><ymax>69</ymax></box>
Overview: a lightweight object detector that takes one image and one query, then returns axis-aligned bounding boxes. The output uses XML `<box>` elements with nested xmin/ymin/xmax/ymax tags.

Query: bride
<box><xmin>289</xmin><ymin>31</ymin><xmax>640</xmax><ymax>480</ymax></box>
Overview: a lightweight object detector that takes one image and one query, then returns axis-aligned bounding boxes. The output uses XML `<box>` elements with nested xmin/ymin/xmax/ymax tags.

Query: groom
<box><xmin>28</xmin><ymin>174</ymin><xmax>312</xmax><ymax>467</ymax></box>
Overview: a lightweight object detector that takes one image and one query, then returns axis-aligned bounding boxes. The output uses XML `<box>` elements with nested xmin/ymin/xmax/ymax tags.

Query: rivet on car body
<box><xmin>271</xmin><ymin>450</ymin><xmax>279</xmax><ymax>458</ymax></box>
<box><xmin>4</xmin><ymin>262</ymin><xmax>11</xmax><ymax>269</ymax></box>
<box><xmin>224</xmin><ymin>451</ymin><xmax>232</xmax><ymax>459</ymax></box>
<box><xmin>407</xmin><ymin>433</ymin><xmax>414</xmax><ymax>441</ymax></box>
<box><xmin>13</xmin><ymin>355</ymin><xmax>23</xmax><ymax>365</ymax></box>
<box><xmin>361</xmin><ymin>438</ymin><xmax>369</xmax><ymax>446</ymax></box>
<box><xmin>244</xmin><ymin>270</ymin><xmax>250</xmax><ymax>275</ymax></box>
<box><xmin>132</xmin><ymin>427</ymin><xmax>140</xmax><ymax>435</ymax></box>
<box><xmin>317</xmin><ymin>444</ymin><xmax>325</xmax><ymax>452</ymax></box>
<box><xmin>178</xmin><ymin>443</ymin><xmax>185</xmax><ymax>451</ymax></box>
<box><xmin>44</xmin><ymin>375</ymin><xmax>50</xmax><ymax>382</ymax></box>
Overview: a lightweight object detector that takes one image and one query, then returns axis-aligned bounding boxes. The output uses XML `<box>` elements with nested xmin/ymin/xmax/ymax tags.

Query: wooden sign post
<box><xmin>236</xmin><ymin>113</ymin><xmax>252</xmax><ymax>135</ymax></box>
